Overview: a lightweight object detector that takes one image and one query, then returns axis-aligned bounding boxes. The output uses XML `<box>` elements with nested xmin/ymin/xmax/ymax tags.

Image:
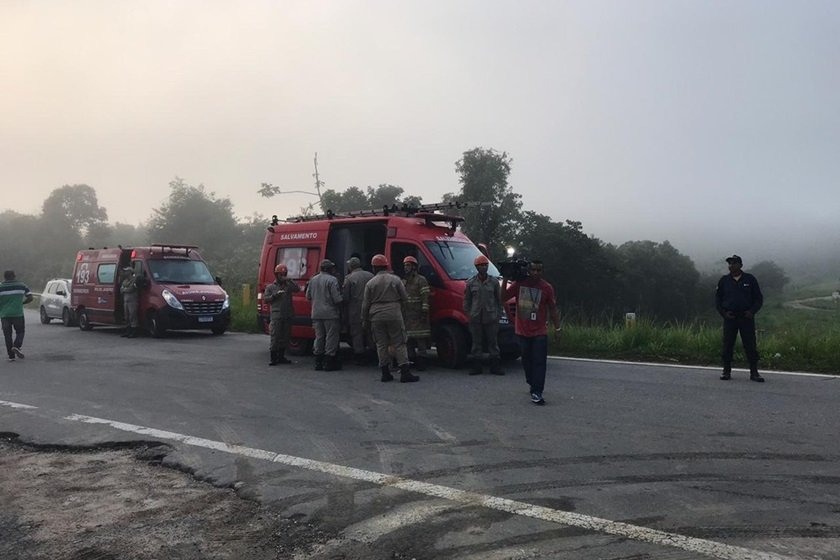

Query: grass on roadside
<box><xmin>228</xmin><ymin>286</ymin><xmax>840</xmax><ymax>374</ymax></box>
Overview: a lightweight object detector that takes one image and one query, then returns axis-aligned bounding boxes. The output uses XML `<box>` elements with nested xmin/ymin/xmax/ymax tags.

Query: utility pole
<box><xmin>258</xmin><ymin>152</ymin><xmax>325</xmax><ymax>216</ymax></box>
<box><xmin>312</xmin><ymin>152</ymin><xmax>324</xmax><ymax>208</ymax></box>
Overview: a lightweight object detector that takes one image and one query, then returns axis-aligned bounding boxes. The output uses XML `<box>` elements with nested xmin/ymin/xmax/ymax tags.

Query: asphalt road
<box><xmin>2</xmin><ymin>309</ymin><xmax>839</xmax><ymax>560</ymax></box>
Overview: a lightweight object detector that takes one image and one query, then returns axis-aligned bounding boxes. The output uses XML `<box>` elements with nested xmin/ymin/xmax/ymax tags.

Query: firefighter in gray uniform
<box><xmin>306</xmin><ymin>259</ymin><xmax>343</xmax><ymax>371</ymax></box>
<box><xmin>119</xmin><ymin>267</ymin><xmax>139</xmax><ymax>338</ymax></box>
<box><xmin>342</xmin><ymin>256</ymin><xmax>374</xmax><ymax>365</ymax></box>
<box><xmin>463</xmin><ymin>254</ymin><xmax>504</xmax><ymax>375</ymax></box>
<box><xmin>362</xmin><ymin>254</ymin><xmax>419</xmax><ymax>383</ymax></box>
<box><xmin>263</xmin><ymin>263</ymin><xmax>300</xmax><ymax>366</ymax></box>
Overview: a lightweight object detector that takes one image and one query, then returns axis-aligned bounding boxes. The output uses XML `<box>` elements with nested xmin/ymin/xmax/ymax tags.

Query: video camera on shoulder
<box><xmin>497</xmin><ymin>258</ymin><xmax>531</xmax><ymax>281</ymax></box>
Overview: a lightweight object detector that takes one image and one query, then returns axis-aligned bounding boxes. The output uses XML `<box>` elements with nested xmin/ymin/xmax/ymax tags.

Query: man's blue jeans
<box><xmin>518</xmin><ymin>334</ymin><xmax>548</xmax><ymax>394</ymax></box>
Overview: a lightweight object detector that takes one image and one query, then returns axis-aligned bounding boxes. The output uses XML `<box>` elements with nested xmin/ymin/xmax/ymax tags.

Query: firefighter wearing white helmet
<box><xmin>362</xmin><ymin>254</ymin><xmax>419</xmax><ymax>383</ymax></box>
<box><xmin>401</xmin><ymin>255</ymin><xmax>431</xmax><ymax>371</ymax></box>
<box><xmin>305</xmin><ymin>259</ymin><xmax>343</xmax><ymax>371</ymax></box>
<box><xmin>464</xmin><ymin>253</ymin><xmax>504</xmax><ymax>376</ymax></box>
<box><xmin>264</xmin><ymin>263</ymin><xmax>300</xmax><ymax>366</ymax></box>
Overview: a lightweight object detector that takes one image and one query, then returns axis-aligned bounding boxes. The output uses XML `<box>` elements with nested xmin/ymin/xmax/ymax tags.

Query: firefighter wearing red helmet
<box><xmin>464</xmin><ymin>252</ymin><xmax>504</xmax><ymax>376</ymax></box>
<box><xmin>362</xmin><ymin>254</ymin><xmax>419</xmax><ymax>383</ymax></box>
<box><xmin>402</xmin><ymin>255</ymin><xmax>431</xmax><ymax>371</ymax></box>
<box><xmin>264</xmin><ymin>262</ymin><xmax>300</xmax><ymax>365</ymax></box>
<box><xmin>305</xmin><ymin>259</ymin><xmax>344</xmax><ymax>371</ymax></box>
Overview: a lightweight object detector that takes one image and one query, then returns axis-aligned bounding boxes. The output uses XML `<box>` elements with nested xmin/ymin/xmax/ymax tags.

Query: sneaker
<box><xmin>12</xmin><ymin>347</ymin><xmax>24</xmax><ymax>359</ymax></box>
<box><xmin>530</xmin><ymin>392</ymin><xmax>545</xmax><ymax>405</ymax></box>
<box><xmin>720</xmin><ymin>373</ymin><xmax>731</xmax><ymax>380</ymax></box>
<box><xmin>7</xmin><ymin>357</ymin><xmax>14</xmax><ymax>362</ymax></box>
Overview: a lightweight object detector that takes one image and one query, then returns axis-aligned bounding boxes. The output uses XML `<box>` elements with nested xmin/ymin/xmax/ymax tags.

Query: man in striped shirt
<box><xmin>0</xmin><ymin>270</ymin><xmax>33</xmax><ymax>361</ymax></box>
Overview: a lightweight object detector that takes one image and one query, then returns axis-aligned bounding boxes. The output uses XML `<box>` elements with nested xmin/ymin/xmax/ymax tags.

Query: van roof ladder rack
<box><xmin>276</xmin><ymin>200</ymin><xmax>492</xmax><ymax>224</ymax></box>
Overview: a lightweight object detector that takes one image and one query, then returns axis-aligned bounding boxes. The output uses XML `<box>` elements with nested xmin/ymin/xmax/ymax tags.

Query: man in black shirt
<box><xmin>715</xmin><ymin>255</ymin><xmax>764</xmax><ymax>382</ymax></box>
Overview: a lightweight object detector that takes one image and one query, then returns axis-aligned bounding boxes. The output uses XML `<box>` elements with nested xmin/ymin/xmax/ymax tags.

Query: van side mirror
<box><xmin>215</xmin><ymin>276</ymin><xmax>223</xmax><ymax>286</ymax></box>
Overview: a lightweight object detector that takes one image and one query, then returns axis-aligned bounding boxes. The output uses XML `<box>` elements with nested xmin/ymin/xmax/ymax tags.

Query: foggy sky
<box><xmin>2</xmin><ymin>1</ymin><xmax>839</xmax><ymax>267</ymax></box>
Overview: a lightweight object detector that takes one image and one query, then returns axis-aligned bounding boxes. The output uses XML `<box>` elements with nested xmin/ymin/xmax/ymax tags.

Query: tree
<box><xmin>319</xmin><ymin>184</ymin><xmax>423</xmax><ymax>214</ymax></box>
<box><xmin>321</xmin><ymin>186</ymin><xmax>369</xmax><ymax>213</ymax></box>
<box><xmin>41</xmin><ymin>184</ymin><xmax>108</xmax><ymax>237</ymax></box>
<box><xmin>449</xmin><ymin>148</ymin><xmax>522</xmax><ymax>259</ymax></box>
<box><xmin>85</xmin><ymin>221</ymin><xmax>149</xmax><ymax>249</ymax></box>
<box><xmin>614</xmin><ymin>240</ymin><xmax>701</xmax><ymax>321</ymax></box>
<box><xmin>749</xmin><ymin>260</ymin><xmax>789</xmax><ymax>296</ymax></box>
<box><xmin>515</xmin><ymin>212</ymin><xmax>621</xmax><ymax>320</ymax></box>
<box><xmin>148</xmin><ymin>178</ymin><xmax>246</xmax><ymax>283</ymax></box>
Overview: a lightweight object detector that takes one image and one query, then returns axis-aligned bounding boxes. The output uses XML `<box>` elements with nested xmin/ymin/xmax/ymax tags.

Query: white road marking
<box><xmin>0</xmin><ymin>399</ymin><xmax>38</xmax><ymax>410</ymax></box>
<box><xmin>61</xmin><ymin>412</ymin><xmax>792</xmax><ymax>560</ymax></box>
<box><xmin>552</xmin><ymin>356</ymin><xmax>839</xmax><ymax>379</ymax></box>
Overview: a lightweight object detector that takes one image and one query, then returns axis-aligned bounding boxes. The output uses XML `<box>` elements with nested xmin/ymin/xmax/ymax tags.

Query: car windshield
<box><xmin>424</xmin><ymin>240</ymin><xmax>500</xmax><ymax>280</ymax></box>
<box><xmin>148</xmin><ymin>259</ymin><xmax>215</xmax><ymax>284</ymax></box>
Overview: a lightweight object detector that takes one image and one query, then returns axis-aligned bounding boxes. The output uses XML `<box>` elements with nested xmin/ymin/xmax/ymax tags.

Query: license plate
<box><xmin>198</xmin><ymin>316</ymin><xmax>213</xmax><ymax>323</ymax></box>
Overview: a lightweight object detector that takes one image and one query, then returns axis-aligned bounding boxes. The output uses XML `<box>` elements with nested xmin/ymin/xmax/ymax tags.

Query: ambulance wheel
<box><xmin>62</xmin><ymin>307</ymin><xmax>74</xmax><ymax>327</ymax></box>
<box><xmin>78</xmin><ymin>309</ymin><xmax>93</xmax><ymax>331</ymax></box>
<box><xmin>145</xmin><ymin>311</ymin><xmax>166</xmax><ymax>338</ymax></box>
<box><xmin>287</xmin><ymin>337</ymin><xmax>313</xmax><ymax>356</ymax></box>
<box><xmin>435</xmin><ymin>324</ymin><xmax>467</xmax><ymax>369</ymax></box>
<box><xmin>40</xmin><ymin>306</ymin><xmax>51</xmax><ymax>324</ymax></box>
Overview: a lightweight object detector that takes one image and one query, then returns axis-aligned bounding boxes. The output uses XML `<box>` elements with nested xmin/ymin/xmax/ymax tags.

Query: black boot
<box><xmin>120</xmin><ymin>328</ymin><xmax>130</xmax><ymax>338</ymax></box>
<box><xmin>324</xmin><ymin>354</ymin><xmax>342</xmax><ymax>371</ymax></box>
<box><xmin>399</xmin><ymin>364</ymin><xmax>419</xmax><ymax>383</ymax></box>
<box><xmin>314</xmin><ymin>354</ymin><xmax>325</xmax><ymax>371</ymax></box>
<box><xmin>469</xmin><ymin>358</ymin><xmax>483</xmax><ymax>376</ymax></box>
<box><xmin>720</xmin><ymin>365</ymin><xmax>731</xmax><ymax>380</ymax></box>
<box><xmin>126</xmin><ymin>327</ymin><xmax>137</xmax><ymax>338</ymax></box>
<box><xmin>269</xmin><ymin>350</ymin><xmax>279</xmax><ymax>366</ymax></box>
<box><xmin>749</xmin><ymin>364</ymin><xmax>764</xmax><ymax>382</ymax></box>
<box><xmin>380</xmin><ymin>365</ymin><xmax>394</xmax><ymax>382</ymax></box>
<box><xmin>275</xmin><ymin>348</ymin><xmax>291</xmax><ymax>364</ymax></box>
<box><xmin>489</xmin><ymin>358</ymin><xmax>504</xmax><ymax>376</ymax></box>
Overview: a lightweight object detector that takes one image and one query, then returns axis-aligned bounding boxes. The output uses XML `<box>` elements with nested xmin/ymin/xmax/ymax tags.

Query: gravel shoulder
<box><xmin>0</xmin><ymin>436</ymin><xmax>328</xmax><ymax>560</ymax></box>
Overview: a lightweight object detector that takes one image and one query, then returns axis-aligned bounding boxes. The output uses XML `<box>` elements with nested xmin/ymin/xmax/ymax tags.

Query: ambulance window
<box><xmin>424</xmin><ymin>240</ymin><xmax>500</xmax><ymax>280</ymax></box>
<box><xmin>97</xmin><ymin>263</ymin><xmax>117</xmax><ymax>284</ymax></box>
<box><xmin>390</xmin><ymin>242</ymin><xmax>433</xmax><ymax>280</ymax></box>
<box><xmin>276</xmin><ymin>247</ymin><xmax>317</xmax><ymax>279</ymax></box>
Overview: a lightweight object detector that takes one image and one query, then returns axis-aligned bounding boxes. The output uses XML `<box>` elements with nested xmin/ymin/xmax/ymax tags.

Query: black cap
<box><xmin>725</xmin><ymin>254</ymin><xmax>742</xmax><ymax>264</ymax></box>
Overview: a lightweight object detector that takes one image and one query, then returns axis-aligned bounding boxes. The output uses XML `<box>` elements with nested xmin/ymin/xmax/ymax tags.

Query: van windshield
<box><xmin>148</xmin><ymin>259</ymin><xmax>216</xmax><ymax>284</ymax></box>
<box><xmin>424</xmin><ymin>240</ymin><xmax>500</xmax><ymax>280</ymax></box>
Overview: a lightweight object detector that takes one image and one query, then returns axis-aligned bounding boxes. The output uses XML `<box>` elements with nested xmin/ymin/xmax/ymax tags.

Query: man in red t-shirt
<box><xmin>502</xmin><ymin>260</ymin><xmax>561</xmax><ymax>405</ymax></box>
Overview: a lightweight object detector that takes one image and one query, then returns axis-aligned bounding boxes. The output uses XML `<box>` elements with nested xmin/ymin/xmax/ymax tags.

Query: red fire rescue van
<box><xmin>71</xmin><ymin>244</ymin><xmax>230</xmax><ymax>336</ymax></box>
<box><xmin>256</xmin><ymin>203</ymin><xmax>518</xmax><ymax>367</ymax></box>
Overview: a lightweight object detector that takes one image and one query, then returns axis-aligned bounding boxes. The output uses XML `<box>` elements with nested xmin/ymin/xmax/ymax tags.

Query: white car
<box><xmin>39</xmin><ymin>278</ymin><xmax>75</xmax><ymax>326</ymax></box>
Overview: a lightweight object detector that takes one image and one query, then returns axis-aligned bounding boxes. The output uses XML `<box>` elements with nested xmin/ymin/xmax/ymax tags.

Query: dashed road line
<box><xmin>0</xmin><ymin>399</ymin><xmax>38</xmax><ymax>410</ymax></box>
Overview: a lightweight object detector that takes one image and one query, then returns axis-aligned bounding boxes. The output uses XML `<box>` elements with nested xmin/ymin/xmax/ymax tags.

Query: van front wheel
<box><xmin>145</xmin><ymin>311</ymin><xmax>166</xmax><ymax>338</ymax></box>
<box><xmin>435</xmin><ymin>324</ymin><xmax>467</xmax><ymax>369</ymax></box>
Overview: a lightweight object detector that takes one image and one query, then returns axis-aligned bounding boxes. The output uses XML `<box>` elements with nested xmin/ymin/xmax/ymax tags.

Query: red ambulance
<box><xmin>71</xmin><ymin>244</ymin><xmax>230</xmax><ymax>336</ymax></box>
